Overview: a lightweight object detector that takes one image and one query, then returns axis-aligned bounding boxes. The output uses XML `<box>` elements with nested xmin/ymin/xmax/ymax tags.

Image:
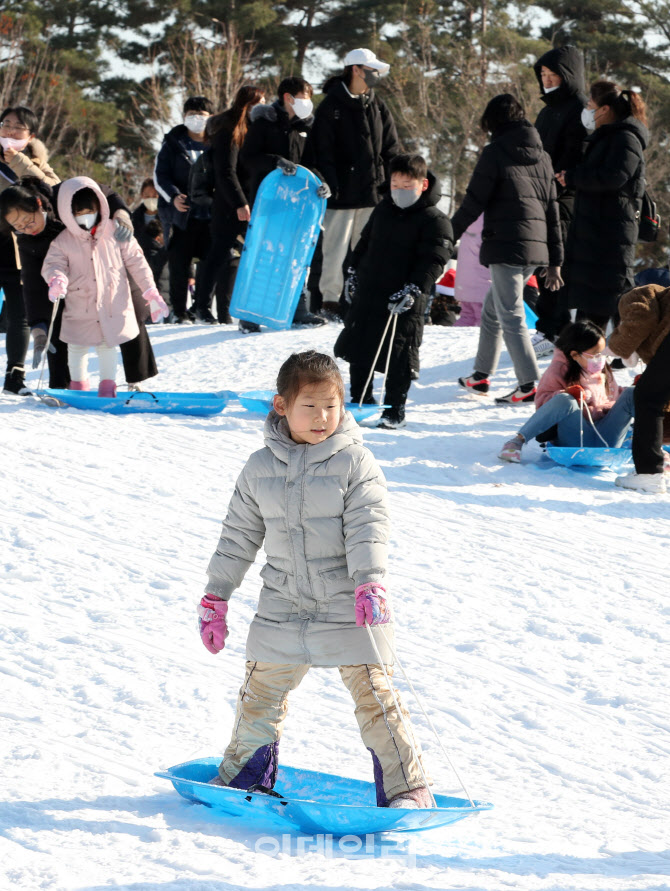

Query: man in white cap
<box><xmin>311</xmin><ymin>48</ymin><xmax>400</xmax><ymax>313</ymax></box>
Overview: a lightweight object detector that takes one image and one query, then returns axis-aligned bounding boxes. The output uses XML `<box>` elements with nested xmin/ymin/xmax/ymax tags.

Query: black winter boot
<box><xmin>292</xmin><ymin>292</ymin><xmax>326</xmax><ymax>327</ymax></box>
<box><xmin>3</xmin><ymin>365</ymin><xmax>29</xmax><ymax>395</ymax></box>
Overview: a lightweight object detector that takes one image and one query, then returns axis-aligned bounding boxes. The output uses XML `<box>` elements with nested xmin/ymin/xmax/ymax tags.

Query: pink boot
<box><xmin>69</xmin><ymin>380</ymin><xmax>90</xmax><ymax>391</ymax></box>
<box><xmin>98</xmin><ymin>379</ymin><xmax>117</xmax><ymax>398</ymax></box>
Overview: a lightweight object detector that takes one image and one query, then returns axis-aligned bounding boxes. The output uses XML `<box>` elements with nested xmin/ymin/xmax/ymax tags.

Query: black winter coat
<box><xmin>154</xmin><ymin>124</ymin><xmax>209</xmax><ymax>231</ymax></box>
<box><xmin>241</xmin><ymin>101</ymin><xmax>315</xmax><ymax>205</ymax></box>
<box><xmin>209</xmin><ymin>116</ymin><xmax>249</xmax><ymax>211</ymax></box>
<box><xmin>451</xmin><ymin>120</ymin><xmax>563</xmax><ymax>268</ymax></box>
<box><xmin>311</xmin><ymin>80</ymin><xmax>401</xmax><ymax>209</ymax></box>
<box><xmin>334</xmin><ymin>173</ymin><xmax>453</xmax><ymax>375</ymax></box>
<box><xmin>534</xmin><ymin>46</ymin><xmax>587</xmax><ymax>176</ymax></box>
<box><xmin>563</xmin><ymin>116</ymin><xmax>647</xmax><ymax>316</ymax></box>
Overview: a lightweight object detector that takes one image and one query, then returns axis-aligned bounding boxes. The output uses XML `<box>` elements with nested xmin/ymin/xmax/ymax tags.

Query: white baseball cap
<box><xmin>343</xmin><ymin>48</ymin><xmax>390</xmax><ymax>76</ymax></box>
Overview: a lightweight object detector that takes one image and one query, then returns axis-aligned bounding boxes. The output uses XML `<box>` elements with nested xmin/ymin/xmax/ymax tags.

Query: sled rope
<box><xmin>33</xmin><ymin>296</ymin><xmax>66</xmax><ymax>408</ymax></box>
<box><xmin>364</xmin><ymin>622</ymin><xmax>437</xmax><ymax>808</ymax></box>
<box><xmin>377</xmin><ymin>625</ymin><xmax>476</xmax><ymax>808</ymax></box>
<box><xmin>579</xmin><ymin>391</ymin><xmax>610</xmax><ymax>448</ymax></box>
<box><xmin>358</xmin><ymin>311</ymin><xmax>397</xmax><ymax>409</ymax></box>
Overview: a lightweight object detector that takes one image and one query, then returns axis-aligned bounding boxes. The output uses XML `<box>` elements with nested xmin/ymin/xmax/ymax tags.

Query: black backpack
<box><xmin>638</xmin><ymin>188</ymin><xmax>661</xmax><ymax>243</ymax></box>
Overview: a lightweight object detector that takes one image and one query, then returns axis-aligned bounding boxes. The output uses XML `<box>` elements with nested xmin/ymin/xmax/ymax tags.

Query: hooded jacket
<box><xmin>454</xmin><ymin>214</ymin><xmax>491</xmax><ymax>304</ymax></box>
<box><xmin>451</xmin><ymin>120</ymin><xmax>563</xmax><ymax>268</ymax></box>
<box><xmin>154</xmin><ymin>124</ymin><xmax>209</xmax><ymax>231</ymax></box>
<box><xmin>311</xmin><ymin>79</ymin><xmax>401</xmax><ymax>209</ymax></box>
<box><xmin>335</xmin><ymin>172</ymin><xmax>453</xmax><ymax>375</ymax></box>
<box><xmin>609</xmin><ymin>284</ymin><xmax>670</xmax><ymax>364</ymax></box>
<box><xmin>241</xmin><ymin>101</ymin><xmax>316</xmax><ymax>205</ymax></box>
<box><xmin>534</xmin><ymin>46</ymin><xmax>587</xmax><ymax>176</ymax></box>
<box><xmin>206</xmin><ymin>410</ymin><xmax>393</xmax><ymax>666</ymax></box>
<box><xmin>42</xmin><ymin>176</ymin><xmax>156</xmax><ymax>347</ymax></box>
<box><xmin>563</xmin><ymin>117</ymin><xmax>647</xmax><ymax>315</ymax></box>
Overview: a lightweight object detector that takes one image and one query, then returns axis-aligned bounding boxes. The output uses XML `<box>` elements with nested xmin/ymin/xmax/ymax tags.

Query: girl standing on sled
<box><xmin>199</xmin><ymin>350</ymin><xmax>431</xmax><ymax>809</ymax></box>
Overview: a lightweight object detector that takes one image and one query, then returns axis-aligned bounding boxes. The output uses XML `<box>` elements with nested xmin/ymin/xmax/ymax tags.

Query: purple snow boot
<box><xmin>388</xmin><ymin>787</ymin><xmax>433</xmax><ymax>809</ymax></box>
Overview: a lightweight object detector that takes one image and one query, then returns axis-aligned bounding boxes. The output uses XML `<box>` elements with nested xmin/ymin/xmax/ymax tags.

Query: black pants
<box><xmin>167</xmin><ymin>217</ymin><xmax>213</xmax><ymax>315</ymax></box>
<box><xmin>632</xmin><ymin>330</ymin><xmax>670</xmax><ymax>474</ymax></box>
<box><xmin>576</xmin><ymin>309</ymin><xmax>610</xmax><ymax>331</ymax></box>
<box><xmin>1</xmin><ymin>269</ymin><xmax>29</xmax><ymax>373</ymax></box>
<box><xmin>349</xmin><ymin>360</ymin><xmax>410</xmax><ymax>408</ymax></box>
<box><xmin>121</xmin><ymin>285</ymin><xmax>158</xmax><ymax>384</ymax></box>
<box><xmin>535</xmin><ymin>283</ymin><xmax>571</xmax><ymax>341</ymax></box>
<box><xmin>206</xmin><ymin>208</ymin><xmax>246</xmax><ymax>321</ymax></box>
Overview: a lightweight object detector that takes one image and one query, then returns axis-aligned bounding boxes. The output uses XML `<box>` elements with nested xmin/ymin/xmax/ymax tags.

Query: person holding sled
<box><xmin>199</xmin><ymin>350</ymin><xmax>432</xmax><ymax>809</ymax></box>
<box><xmin>334</xmin><ymin>153</ymin><xmax>453</xmax><ymax>428</ymax></box>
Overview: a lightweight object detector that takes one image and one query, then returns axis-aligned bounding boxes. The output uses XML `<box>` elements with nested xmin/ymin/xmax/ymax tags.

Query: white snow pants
<box><xmin>68</xmin><ymin>342</ymin><xmax>118</xmax><ymax>384</ymax></box>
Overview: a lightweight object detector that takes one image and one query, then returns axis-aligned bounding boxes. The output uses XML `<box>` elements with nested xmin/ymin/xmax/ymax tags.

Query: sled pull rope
<box><xmin>364</xmin><ymin>622</ymin><xmax>437</xmax><ymax>808</ymax></box>
<box><xmin>358</xmin><ymin>311</ymin><xmax>397</xmax><ymax>410</ymax></box>
<box><xmin>579</xmin><ymin>390</ymin><xmax>610</xmax><ymax>448</ymax></box>
<box><xmin>368</xmin><ymin>623</ymin><xmax>476</xmax><ymax>808</ymax></box>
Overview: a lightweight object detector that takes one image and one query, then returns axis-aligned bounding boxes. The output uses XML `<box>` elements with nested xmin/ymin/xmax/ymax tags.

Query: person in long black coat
<box><xmin>334</xmin><ymin>154</ymin><xmax>453</xmax><ymax>428</ymax></box>
<box><xmin>558</xmin><ymin>82</ymin><xmax>648</xmax><ymax>328</ymax></box>
<box><xmin>532</xmin><ymin>45</ymin><xmax>587</xmax><ymax>347</ymax></box>
<box><xmin>452</xmin><ymin>94</ymin><xmax>563</xmax><ymax>404</ymax></box>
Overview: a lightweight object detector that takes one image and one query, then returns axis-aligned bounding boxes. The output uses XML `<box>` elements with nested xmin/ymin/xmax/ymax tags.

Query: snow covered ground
<box><xmin>1</xmin><ymin>322</ymin><xmax>669</xmax><ymax>891</ymax></box>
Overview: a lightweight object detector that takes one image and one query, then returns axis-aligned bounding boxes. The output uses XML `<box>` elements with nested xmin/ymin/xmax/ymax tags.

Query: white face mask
<box><xmin>291</xmin><ymin>97</ymin><xmax>313</xmax><ymax>119</ymax></box>
<box><xmin>0</xmin><ymin>135</ymin><xmax>30</xmax><ymax>152</ymax></box>
<box><xmin>75</xmin><ymin>212</ymin><xmax>97</xmax><ymax>230</ymax></box>
<box><xmin>143</xmin><ymin>197</ymin><xmax>158</xmax><ymax>212</ymax></box>
<box><xmin>581</xmin><ymin>107</ymin><xmax>597</xmax><ymax>131</ymax></box>
<box><xmin>391</xmin><ymin>188</ymin><xmax>420</xmax><ymax>209</ymax></box>
<box><xmin>543</xmin><ymin>85</ymin><xmax>560</xmax><ymax>94</ymax></box>
<box><xmin>184</xmin><ymin>114</ymin><xmax>208</xmax><ymax>134</ymax></box>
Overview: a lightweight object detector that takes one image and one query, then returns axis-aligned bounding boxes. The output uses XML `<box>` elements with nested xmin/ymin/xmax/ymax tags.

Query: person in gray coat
<box><xmin>198</xmin><ymin>350</ymin><xmax>432</xmax><ymax>809</ymax></box>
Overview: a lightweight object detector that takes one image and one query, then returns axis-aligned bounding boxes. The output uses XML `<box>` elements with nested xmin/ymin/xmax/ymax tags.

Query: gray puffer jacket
<box><xmin>206</xmin><ymin>410</ymin><xmax>393</xmax><ymax>665</ymax></box>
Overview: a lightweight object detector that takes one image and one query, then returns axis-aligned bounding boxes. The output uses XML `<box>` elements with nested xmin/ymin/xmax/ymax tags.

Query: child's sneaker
<box><xmin>615</xmin><ymin>472</ymin><xmax>667</xmax><ymax>494</ymax></box>
<box><xmin>495</xmin><ymin>384</ymin><xmax>536</xmax><ymax>405</ymax></box>
<box><xmin>458</xmin><ymin>373</ymin><xmax>489</xmax><ymax>395</ymax></box>
<box><xmin>498</xmin><ymin>435</ymin><xmax>524</xmax><ymax>463</ymax></box>
<box><xmin>388</xmin><ymin>787</ymin><xmax>432</xmax><ymax>809</ymax></box>
<box><xmin>377</xmin><ymin>406</ymin><xmax>406</xmax><ymax>429</ymax></box>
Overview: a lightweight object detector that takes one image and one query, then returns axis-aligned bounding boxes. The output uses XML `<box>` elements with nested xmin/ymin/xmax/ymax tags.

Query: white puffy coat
<box><xmin>207</xmin><ymin>410</ymin><xmax>393</xmax><ymax>665</ymax></box>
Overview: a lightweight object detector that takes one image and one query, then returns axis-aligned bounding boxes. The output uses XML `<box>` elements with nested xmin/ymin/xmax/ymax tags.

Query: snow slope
<box><xmin>1</xmin><ymin>322</ymin><xmax>669</xmax><ymax>891</ymax></box>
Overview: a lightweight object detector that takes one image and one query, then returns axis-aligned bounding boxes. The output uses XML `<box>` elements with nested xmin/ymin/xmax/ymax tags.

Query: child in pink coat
<box><xmin>42</xmin><ymin>176</ymin><xmax>168</xmax><ymax>396</ymax></box>
<box><xmin>453</xmin><ymin>214</ymin><xmax>490</xmax><ymax>327</ymax></box>
<box><xmin>498</xmin><ymin>320</ymin><xmax>634</xmax><ymax>462</ymax></box>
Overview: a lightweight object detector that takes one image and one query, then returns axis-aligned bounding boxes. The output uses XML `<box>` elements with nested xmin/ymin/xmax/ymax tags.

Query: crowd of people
<box><xmin>0</xmin><ymin>44</ymin><xmax>669</xmax><ymax>490</ymax></box>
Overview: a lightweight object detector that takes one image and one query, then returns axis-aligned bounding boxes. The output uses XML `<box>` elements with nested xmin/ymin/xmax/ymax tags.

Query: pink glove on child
<box><xmin>48</xmin><ymin>273</ymin><xmax>68</xmax><ymax>302</ymax></box>
<box><xmin>142</xmin><ymin>287</ymin><xmax>169</xmax><ymax>322</ymax></box>
<box><xmin>355</xmin><ymin>583</ymin><xmax>391</xmax><ymax>626</ymax></box>
<box><xmin>198</xmin><ymin>595</ymin><xmax>229</xmax><ymax>654</ymax></box>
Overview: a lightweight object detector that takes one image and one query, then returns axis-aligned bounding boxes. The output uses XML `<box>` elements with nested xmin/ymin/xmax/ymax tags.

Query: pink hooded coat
<box><xmin>42</xmin><ymin>176</ymin><xmax>156</xmax><ymax>347</ymax></box>
<box><xmin>454</xmin><ymin>214</ymin><xmax>491</xmax><ymax>305</ymax></box>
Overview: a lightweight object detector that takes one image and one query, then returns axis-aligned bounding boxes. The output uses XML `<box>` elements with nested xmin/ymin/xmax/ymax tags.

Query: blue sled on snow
<box><xmin>41</xmin><ymin>389</ymin><xmax>227</xmax><ymax>417</ymax></box>
<box><xmin>236</xmin><ymin>389</ymin><xmax>387</xmax><ymax>423</ymax></box>
<box><xmin>544</xmin><ymin>444</ymin><xmax>634</xmax><ymax>469</ymax></box>
<box><xmin>229</xmin><ymin>166</ymin><xmax>326</xmax><ymax>330</ymax></box>
<box><xmin>156</xmin><ymin>758</ymin><xmax>492</xmax><ymax>837</ymax></box>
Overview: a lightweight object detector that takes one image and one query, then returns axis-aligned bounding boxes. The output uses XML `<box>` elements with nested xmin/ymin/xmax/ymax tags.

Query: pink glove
<box><xmin>198</xmin><ymin>595</ymin><xmax>229</xmax><ymax>654</ymax></box>
<box><xmin>355</xmin><ymin>583</ymin><xmax>391</xmax><ymax>627</ymax></box>
<box><xmin>143</xmin><ymin>287</ymin><xmax>169</xmax><ymax>322</ymax></box>
<box><xmin>48</xmin><ymin>273</ymin><xmax>68</xmax><ymax>302</ymax></box>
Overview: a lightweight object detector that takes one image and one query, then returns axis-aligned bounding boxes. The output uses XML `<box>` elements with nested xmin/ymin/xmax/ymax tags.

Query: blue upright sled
<box><xmin>236</xmin><ymin>389</ymin><xmax>386</xmax><ymax>422</ymax></box>
<box><xmin>229</xmin><ymin>167</ymin><xmax>326</xmax><ymax>330</ymax></box>
<box><xmin>156</xmin><ymin>758</ymin><xmax>492</xmax><ymax>837</ymax></box>
<box><xmin>40</xmin><ymin>389</ymin><xmax>228</xmax><ymax>417</ymax></box>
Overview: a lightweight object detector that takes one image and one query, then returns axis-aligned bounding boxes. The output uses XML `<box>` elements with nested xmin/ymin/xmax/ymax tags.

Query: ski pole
<box><xmin>364</xmin><ymin>622</ymin><xmax>437</xmax><ymax>808</ymax></box>
<box><xmin>358</xmin><ymin>311</ymin><xmax>394</xmax><ymax>409</ymax></box>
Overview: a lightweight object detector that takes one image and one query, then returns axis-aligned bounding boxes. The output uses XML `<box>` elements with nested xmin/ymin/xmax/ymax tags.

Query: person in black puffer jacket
<box><xmin>531</xmin><ymin>45</ymin><xmax>587</xmax><ymax>349</ymax></box>
<box><xmin>452</xmin><ymin>93</ymin><xmax>563</xmax><ymax>405</ymax></box>
<box><xmin>240</xmin><ymin>76</ymin><xmax>330</xmax><ymax>328</ymax></box>
<box><xmin>311</xmin><ymin>48</ymin><xmax>401</xmax><ymax>310</ymax></box>
<box><xmin>559</xmin><ymin>82</ymin><xmax>648</xmax><ymax>329</ymax></box>
<box><xmin>334</xmin><ymin>154</ymin><xmax>453</xmax><ymax>428</ymax></box>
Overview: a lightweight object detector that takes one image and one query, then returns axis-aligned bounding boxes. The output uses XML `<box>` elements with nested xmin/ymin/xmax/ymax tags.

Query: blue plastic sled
<box><xmin>229</xmin><ymin>167</ymin><xmax>326</xmax><ymax>330</ymax></box>
<box><xmin>0</xmin><ymin>288</ymin><xmax>4</xmax><ymax>315</ymax></box>
<box><xmin>236</xmin><ymin>389</ymin><xmax>387</xmax><ymax>422</ymax></box>
<box><xmin>156</xmin><ymin>758</ymin><xmax>492</xmax><ymax>837</ymax></box>
<box><xmin>524</xmin><ymin>300</ymin><xmax>538</xmax><ymax>329</ymax></box>
<box><xmin>40</xmin><ymin>389</ymin><xmax>227</xmax><ymax>417</ymax></box>
<box><xmin>544</xmin><ymin>444</ymin><xmax>634</xmax><ymax>469</ymax></box>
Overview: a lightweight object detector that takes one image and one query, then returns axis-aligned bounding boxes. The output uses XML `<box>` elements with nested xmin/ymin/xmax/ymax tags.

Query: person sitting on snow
<box><xmin>334</xmin><ymin>152</ymin><xmax>453</xmax><ymax>429</ymax></box>
<box><xmin>198</xmin><ymin>350</ymin><xmax>433</xmax><ymax>809</ymax></box>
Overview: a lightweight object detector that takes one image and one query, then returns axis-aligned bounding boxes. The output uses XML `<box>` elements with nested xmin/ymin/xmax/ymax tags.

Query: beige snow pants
<box><xmin>318</xmin><ymin>207</ymin><xmax>374</xmax><ymax>304</ymax></box>
<box><xmin>218</xmin><ymin>661</ymin><xmax>430</xmax><ymax>804</ymax></box>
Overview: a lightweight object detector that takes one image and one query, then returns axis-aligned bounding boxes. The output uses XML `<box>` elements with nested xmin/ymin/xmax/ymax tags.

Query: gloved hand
<box><xmin>277</xmin><ymin>158</ymin><xmax>297</xmax><ymax>176</ymax></box>
<box><xmin>540</xmin><ymin>266</ymin><xmax>564</xmax><ymax>291</ymax></box>
<box><xmin>142</xmin><ymin>287</ymin><xmax>169</xmax><ymax>322</ymax></box>
<box><xmin>344</xmin><ymin>266</ymin><xmax>358</xmax><ymax>304</ymax></box>
<box><xmin>622</xmin><ymin>351</ymin><xmax>640</xmax><ymax>368</ymax></box>
<box><xmin>316</xmin><ymin>181</ymin><xmax>331</xmax><ymax>199</ymax></box>
<box><xmin>355</xmin><ymin>583</ymin><xmax>391</xmax><ymax>627</ymax></box>
<box><xmin>48</xmin><ymin>273</ymin><xmax>68</xmax><ymax>302</ymax></box>
<box><xmin>388</xmin><ymin>283</ymin><xmax>421</xmax><ymax>315</ymax></box>
<box><xmin>198</xmin><ymin>594</ymin><xmax>229</xmax><ymax>654</ymax></box>
<box><xmin>113</xmin><ymin>209</ymin><xmax>133</xmax><ymax>242</ymax></box>
<box><xmin>565</xmin><ymin>384</ymin><xmax>589</xmax><ymax>403</ymax></box>
<box><xmin>31</xmin><ymin>326</ymin><xmax>56</xmax><ymax>369</ymax></box>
